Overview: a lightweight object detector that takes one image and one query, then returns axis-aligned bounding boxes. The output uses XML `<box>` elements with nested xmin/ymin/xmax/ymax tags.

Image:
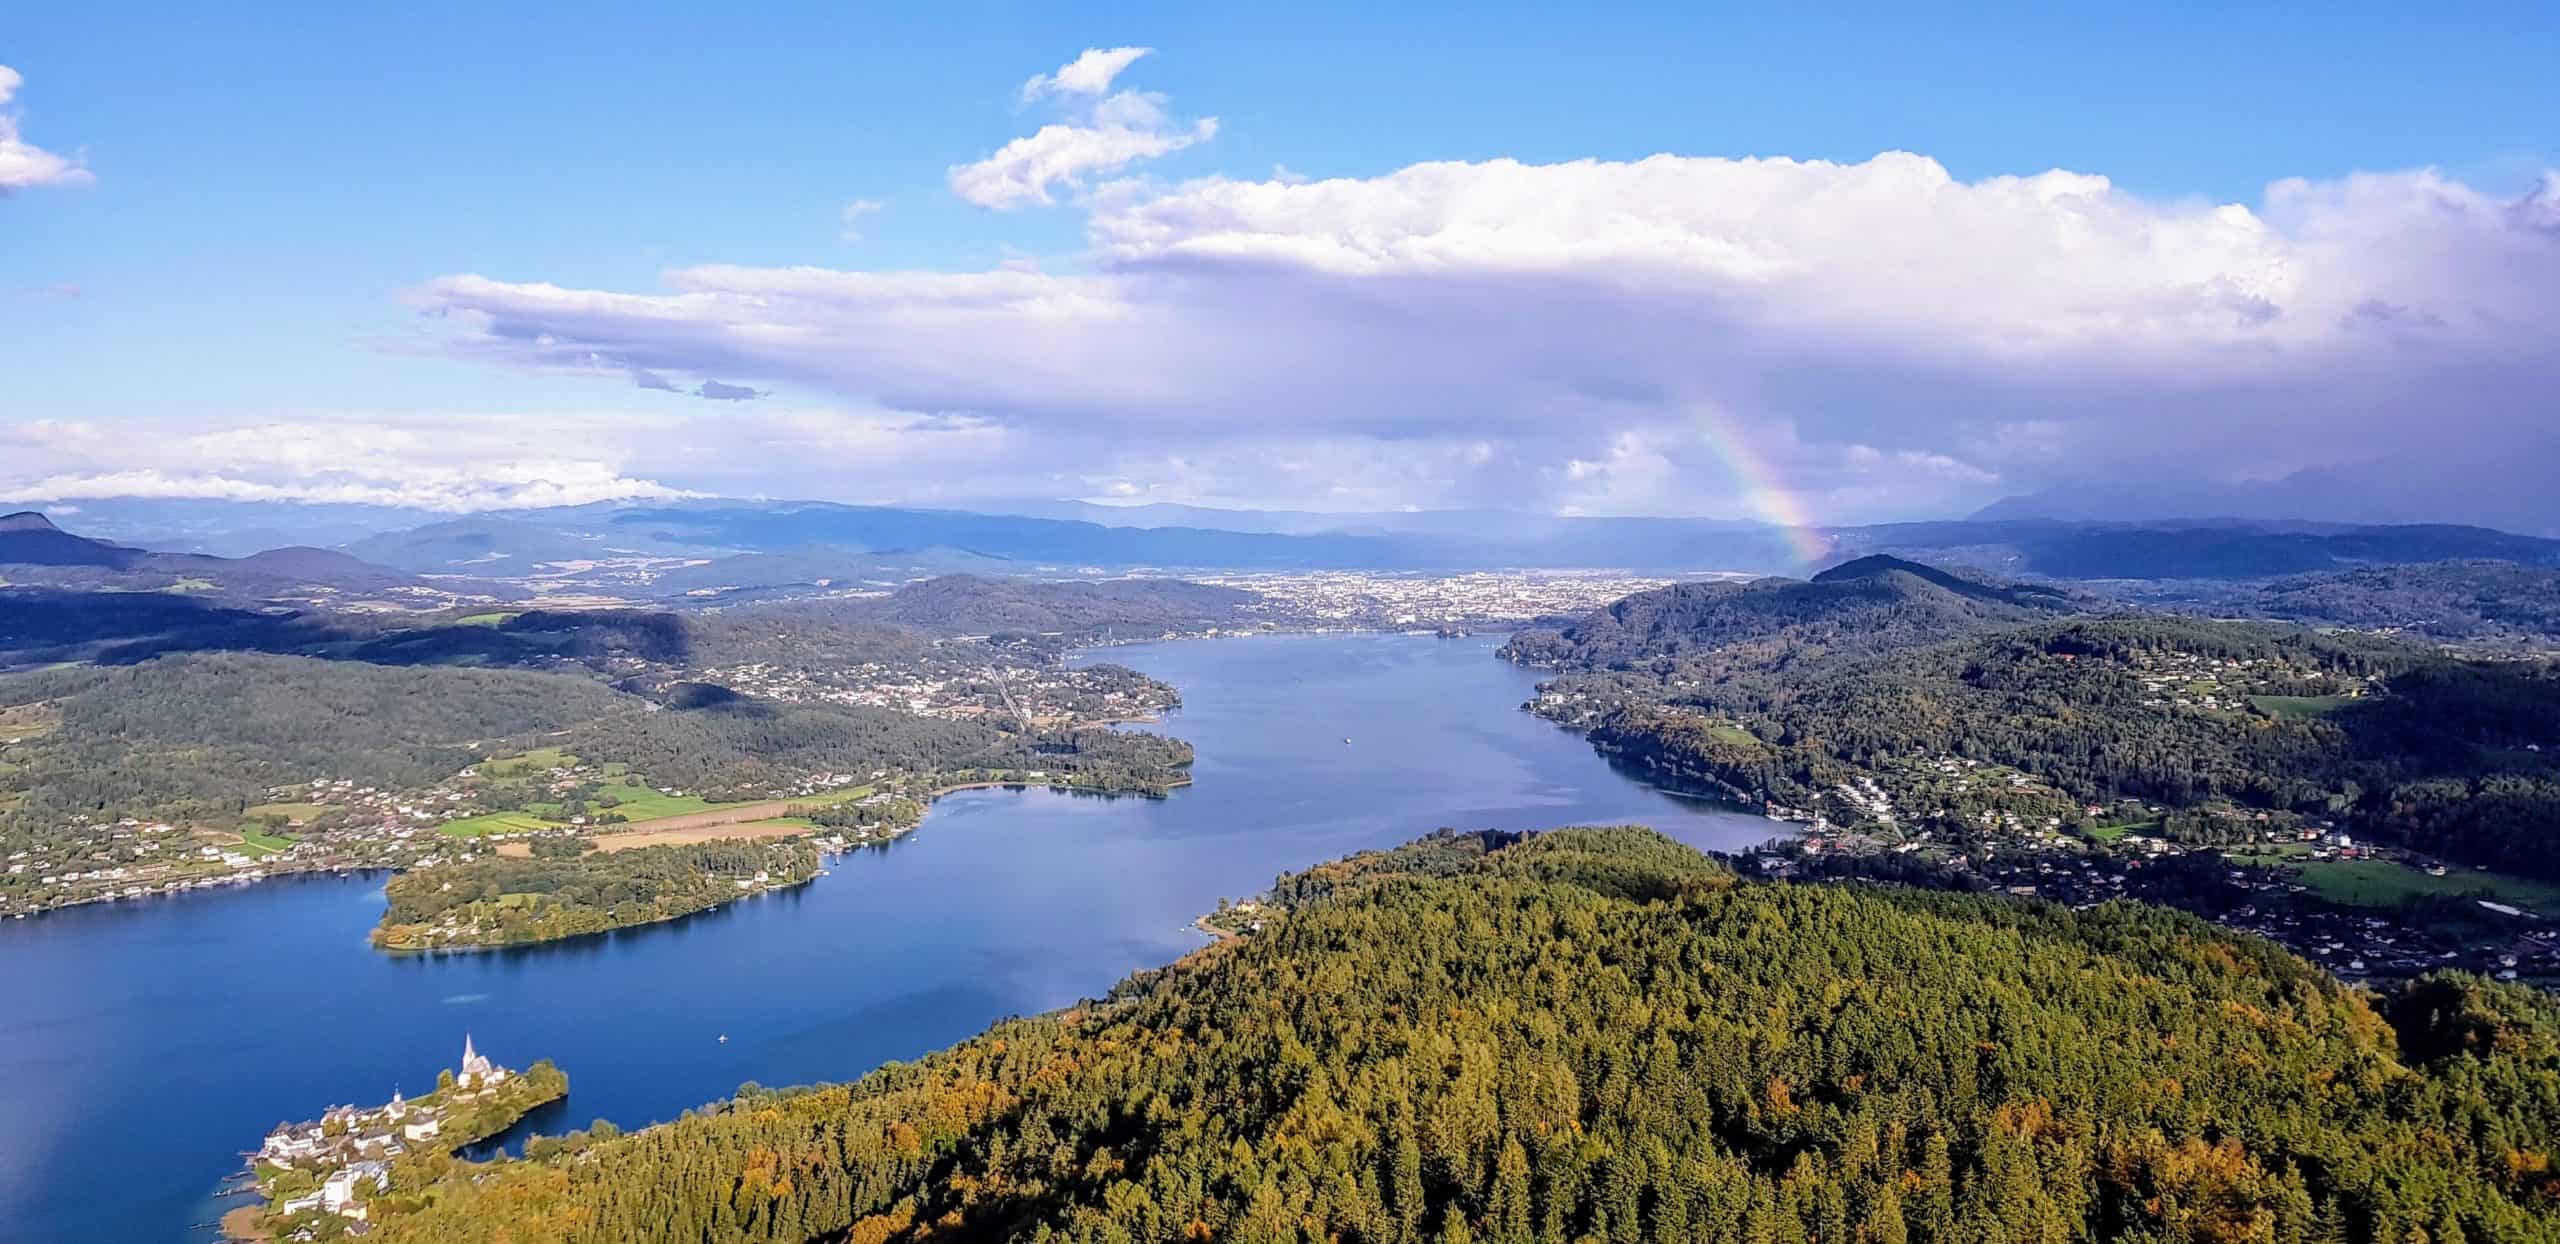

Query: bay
<box><xmin>0</xmin><ymin>634</ymin><xmax>1772</xmax><ymax>1241</ymax></box>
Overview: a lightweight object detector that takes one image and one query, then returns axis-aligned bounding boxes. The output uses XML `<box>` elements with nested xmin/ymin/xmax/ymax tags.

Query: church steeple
<box><xmin>461</xmin><ymin>1032</ymin><xmax>494</xmax><ymax>1079</ymax></box>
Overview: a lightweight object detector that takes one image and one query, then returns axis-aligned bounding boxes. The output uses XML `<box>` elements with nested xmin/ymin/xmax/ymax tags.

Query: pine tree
<box><xmin>1488</xmin><ymin>1137</ymin><xmax>1533</xmax><ymax>1244</ymax></box>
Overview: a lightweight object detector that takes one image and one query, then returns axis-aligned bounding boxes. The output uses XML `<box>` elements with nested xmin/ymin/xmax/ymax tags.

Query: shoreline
<box><xmin>371</xmin><ymin>868</ymin><xmax>825</xmax><ymax>956</ymax></box>
<box><xmin>369</xmin><ymin>774</ymin><xmax>1195</xmax><ymax>953</ymax></box>
<box><xmin>218</xmin><ymin>1204</ymin><xmax>272</xmax><ymax>1242</ymax></box>
<box><xmin>925</xmin><ymin>774</ymin><xmax>1194</xmax><ymax>799</ymax></box>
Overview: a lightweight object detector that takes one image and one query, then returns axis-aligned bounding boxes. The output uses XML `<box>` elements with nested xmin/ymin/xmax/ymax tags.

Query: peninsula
<box><xmin>372</xmin><ymin>838</ymin><xmax>822</xmax><ymax>951</ymax></box>
<box><xmin>226</xmin><ymin>1036</ymin><xmax>565</xmax><ymax>1240</ymax></box>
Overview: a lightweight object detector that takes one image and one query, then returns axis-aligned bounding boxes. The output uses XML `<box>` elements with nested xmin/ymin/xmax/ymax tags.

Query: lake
<box><xmin>0</xmin><ymin>633</ymin><xmax>1772</xmax><ymax>1241</ymax></box>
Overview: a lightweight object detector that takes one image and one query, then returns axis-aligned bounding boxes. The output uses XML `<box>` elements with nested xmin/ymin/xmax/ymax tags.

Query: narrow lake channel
<box><xmin>0</xmin><ymin>633</ymin><xmax>1775</xmax><ymax>1242</ymax></box>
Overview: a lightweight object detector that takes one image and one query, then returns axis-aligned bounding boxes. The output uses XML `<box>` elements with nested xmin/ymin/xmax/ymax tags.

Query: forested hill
<box><xmin>1563</xmin><ymin>613</ymin><xmax>2560</xmax><ymax>880</ymax></box>
<box><xmin>0</xmin><ymin>648</ymin><xmax>1192</xmax><ymax>836</ymax></box>
<box><xmin>1500</xmin><ymin>554</ymin><xmax>2078</xmax><ymax>668</ymax></box>
<box><xmin>369</xmin><ymin>827</ymin><xmax>2560</xmax><ymax>1243</ymax></box>
<box><xmin>0</xmin><ymin>653</ymin><xmax>635</xmax><ymax>828</ymax></box>
<box><xmin>2242</xmin><ymin>560</ymin><xmax>2560</xmax><ymax>645</ymax></box>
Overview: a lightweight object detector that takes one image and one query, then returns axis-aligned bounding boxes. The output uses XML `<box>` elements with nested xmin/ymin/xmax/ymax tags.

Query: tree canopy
<box><xmin>369</xmin><ymin>828</ymin><xmax>2560</xmax><ymax>1243</ymax></box>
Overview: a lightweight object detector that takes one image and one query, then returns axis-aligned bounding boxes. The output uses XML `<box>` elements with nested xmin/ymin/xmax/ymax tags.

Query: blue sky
<box><xmin>3</xmin><ymin>4</ymin><xmax>2556</xmax><ymax>524</ymax></box>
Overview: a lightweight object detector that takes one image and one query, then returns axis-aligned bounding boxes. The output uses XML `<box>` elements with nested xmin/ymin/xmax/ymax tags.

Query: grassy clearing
<box><xmin>790</xmin><ymin>785</ymin><xmax>873</xmax><ymax>808</ymax></box>
<box><xmin>2291</xmin><ymin>859</ymin><xmax>2560</xmax><ymax>912</ymax></box>
<box><xmin>446</xmin><ymin>772</ymin><xmax>872</xmax><ymax>839</ymax></box>
<box><xmin>438</xmin><ymin>811</ymin><xmax>565</xmax><ymax>839</ymax></box>
<box><xmin>235</xmin><ymin>826</ymin><xmax>298</xmax><ymax>856</ymax></box>
<box><xmin>2250</xmin><ymin>694</ymin><xmax>2356</xmax><ymax>720</ymax></box>
<box><xmin>593</xmin><ymin>782</ymin><xmax>875</xmax><ymax>822</ymax></box>
<box><xmin>594</xmin><ymin>784</ymin><xmax>728</xmax><ymax>821</ymax></box>
<box><xmin>2084</xmin><ymin>817</ymin><xmax>2162</xmax><ymax>843</ymax></box>
<box><xmin>475</xmin><ymin>747</ymin><xmax>578</xmax><ymax>779</ymax></box>
<box><xmin>586</xmin><ymin>818</ymin><xmax>817</xmax><ymax>852</ymax></box>
<box><xmin>247</xmin><ymin>801</ymin><xmax>333</xmax><ymax>824</ymax></box>
<box><xmin>0</xmin><ymin>701</ymin><xmax>63</xmax><ymax>740</ymax></box>
<box><xmin>453</xmin><ymin>611</ymin><xmax>520</xmax><ymax>627</ymax></box>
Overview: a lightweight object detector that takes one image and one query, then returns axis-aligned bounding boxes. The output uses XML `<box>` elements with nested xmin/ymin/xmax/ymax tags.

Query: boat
<box><xmin>717</xmin><ymin>1034</ymin><xmax>728</xmax><ymax>1044</ymax></box>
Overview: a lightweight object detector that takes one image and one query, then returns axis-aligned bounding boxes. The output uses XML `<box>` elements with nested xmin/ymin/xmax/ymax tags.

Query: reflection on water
<box><xmin>0</xmin><ymin>633</ymin><xmax>1772</xmax><ymax>1242</ymax></box>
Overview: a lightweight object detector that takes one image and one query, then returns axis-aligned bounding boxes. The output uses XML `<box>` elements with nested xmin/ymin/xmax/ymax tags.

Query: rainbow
<box><xmin>1692</xmin><ymin>406</ymin><xmax>1831</xmax><ymax>568</ymax></box>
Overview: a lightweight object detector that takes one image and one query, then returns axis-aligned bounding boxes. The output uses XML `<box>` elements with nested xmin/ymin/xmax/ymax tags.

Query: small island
<box><xmin>227</xmin><ymin>1036</ymin><xmax>565</xmax><ymax>1240</ymax></box>
<box><xmin>373</xmin><ymin>838</ymin><xmax>822</xmax><ymax>951</ymax></box>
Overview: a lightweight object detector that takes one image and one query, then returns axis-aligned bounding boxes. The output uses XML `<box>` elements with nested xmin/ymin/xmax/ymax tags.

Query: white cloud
<box><xmin>406</xmin><ymin>152</ymin><xmax>2560</xmax><ymax>523</ymax></box>
<box><xmin>839</xmin><ymin>198</ymin><xmax>884</xmax><ymax>241</ymax></box>
<box><xmin>1019</xmin><ymin>47</ymin><xmax>1153</xmax><ymax>102</ymax></box>
<box><xmin>955</xmin><ymin>52</ymin><xmax>1214</xmax><ymax>210</ymax></box>
<box><xmin>0</xmin><ymin>409</ymin><xmax>1051</xmax><ymax>513</ymax></box>
<box><xmin>950</xmin><ymin>107</ymin><xmax>1217</xmax><ymax>209</ymax></box>
<box><xmin>0</xmin><ymin>417</ymin><xmax>697</xmax><ymax>511</ymax></box>
<box><xmin>0</xmin><ymin>65</ymin><xmax>93</xmax><ymax>193</ymax></box>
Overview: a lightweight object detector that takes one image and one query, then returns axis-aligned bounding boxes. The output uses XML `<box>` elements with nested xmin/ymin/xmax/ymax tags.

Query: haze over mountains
<box><xmin>0</xmin><ymin>511</ymin><xmax>474</xmax><ymax>605</ymax></box>
<box><xmin>12</xmin><ymin>500</ymin><xmax>2560</xmax><ymax>610</ymax></box>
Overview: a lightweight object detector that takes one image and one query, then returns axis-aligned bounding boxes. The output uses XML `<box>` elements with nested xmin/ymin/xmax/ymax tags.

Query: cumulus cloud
<box><xmin>1019</xmin><ymin>47</ymin><xmax>1153</xmax><ymax>102</ymax></box>
<box><xmin>0</xmin><ymin>65</ymin><xmax>93</xmax><ymax>193</ymax></box>
<box><xmin>407</xmin><ymin>150</ymin><xmax>2560</xmax><ymax>523</ymax></box>
<box><xmin>953</xmin><ymin>53</ymin><xmax>1214</xmax><ymax>209</ymax></box>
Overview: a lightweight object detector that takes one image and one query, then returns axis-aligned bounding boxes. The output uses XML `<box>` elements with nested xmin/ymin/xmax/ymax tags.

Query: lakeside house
<box><xmin>250</xmin><ymin>1034</ymin><xmax>524</xmax><ymax>1228</ymax></box>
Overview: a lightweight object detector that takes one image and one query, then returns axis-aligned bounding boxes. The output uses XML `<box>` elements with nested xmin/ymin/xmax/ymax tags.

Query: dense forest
<box><xmin>0</xmin><ymin>652</ymin><xmax>632</xmax><ymax>835</ymax></box>
<box><xmin>375</xmin><ymin>839</ymin><xmax>822</xmax><ymax>949</ymax></box>
<box><xmin>1571</xmin><ymin>615</ymin><xmax>2560</xmax><ymax>878</ymax></box>
<box><xmin>1513</xmin><ymin>555</ymin><xmax>2560</xmax><ymax>881</ymax></box>
<box><xmin>360</xmin><ymin>828</ymin><xmax>2560</xmax><ymax>1242</ymax></box>
<box><xmin>2216</xmin><ymin>561</ymin><xmax>2560</xmax><ymax>646</ymax></box>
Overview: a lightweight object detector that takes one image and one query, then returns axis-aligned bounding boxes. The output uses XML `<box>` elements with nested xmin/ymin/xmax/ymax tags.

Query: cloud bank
<box><xmin>19</xmin><ymin>48</ymin><xmax>2550</xmax><ymax>528</ymax></box>
<box><xmin>0</xmin><ymin>409</ymin><xmax>1052</xmax><ymax>513</ymax></box>
<box><xmin>411</xmin><ymin>149</ymin><xmax>2560</xmax><ymax>524</ymax></box>
<box><xmin>0</xmin><ymin>417</ymin><xmax>697</xmax><ymax>512</ymax></box>
<box><xmin>0</xmin><ymin>65</ymin><xmax>92</xmax><ymax>193</ymax></box>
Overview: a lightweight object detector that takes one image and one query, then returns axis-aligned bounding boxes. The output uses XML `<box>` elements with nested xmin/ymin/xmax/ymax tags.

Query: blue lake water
<box><xmin>0</xmin><ymin>633</ymin><xmax>1772</xmax><ymax>1241</ymax></box>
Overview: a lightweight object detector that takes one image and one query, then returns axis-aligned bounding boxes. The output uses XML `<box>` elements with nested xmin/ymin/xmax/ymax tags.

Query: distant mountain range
<box><xmin>0</xmin><ymin>511</ymin><xmax>493</xmax><ymax>606</ymax></box>
<box><xmin>12</xmin><ymin>501</ymin><xmax>2560</xmax><ymax>605</ymax></box>
<box><xmin>1970</xmin><ymin>449</ymin><xmax>2560</xmax><ymax>537</ymax></box>
<box><xmin>1836</xmin><ymin>518</ymin><xmax>2560</xmax><ymax>580</ymax></box>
